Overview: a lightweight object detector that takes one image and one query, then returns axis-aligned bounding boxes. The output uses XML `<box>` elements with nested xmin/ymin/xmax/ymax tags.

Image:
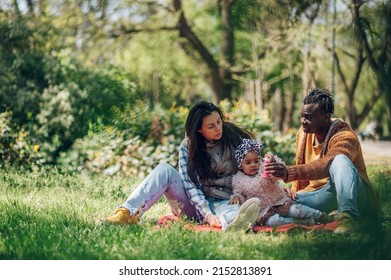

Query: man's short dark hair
<box><xmin>303</xmin><ymin>88</ymin><xmax>334</xmax><ymax>114</ymax></box>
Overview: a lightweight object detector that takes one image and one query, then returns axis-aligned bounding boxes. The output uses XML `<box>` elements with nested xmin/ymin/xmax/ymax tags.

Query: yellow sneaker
<box><xmin>334</xmin><ymin>212</ymin><xmax>359</xmax><ymax>234</ymax></box>
<box><xmin>101</xmin><ymin>207</ymin><xmax>139</xmax><ymax>225</ymax></box>
<box><xmin>328</xmin><ymin>210</ymin><xmax>338</xmax><ymax>217</ymax></box>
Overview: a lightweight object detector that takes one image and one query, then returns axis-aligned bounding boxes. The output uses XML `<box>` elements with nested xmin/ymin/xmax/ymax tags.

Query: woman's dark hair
<box><xmin>185</xmin><ymin>100</ymin><xmax>253</xmax><ymax>185</ymax></box>
<box><xmin>304</xmin><ymin>88</ymin><xmax>334</xmax><ymax>114</ymax></box>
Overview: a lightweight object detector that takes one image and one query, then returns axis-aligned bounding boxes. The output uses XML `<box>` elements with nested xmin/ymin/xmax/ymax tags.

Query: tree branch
<box><xmin>172</xmin><ymin>0</ymin><xmax>220</xmax><ymax>72</ymax></box>
<box><xmin>108</xmin><ymin>26</ymin><xmax>178</xmax><ymax>38</ymax></box>
<box><xmin>356</xmin><ymin>90</ymin><xmax>382</xmax><ymax>124</ymax></box>
<box><xmin>334</xmin><ymin>51</ymin><xmax>349</xmax><ymax>93</ymax></box>
<box><xmin>350</xmin><ymin>46</ymin><xmax>365</xmax><ymax>94</ymax></box>
<box><xmin>351</xmin><ymin>0</ymin><xmax>380</xmax><ymax>74</ymax></box>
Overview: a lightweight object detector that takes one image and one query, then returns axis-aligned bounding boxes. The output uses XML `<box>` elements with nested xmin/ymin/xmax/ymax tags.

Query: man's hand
<box><xmin>264</xmin><ymin>161</ymin><xmax>288</xmax><ymax>181</ymax></box>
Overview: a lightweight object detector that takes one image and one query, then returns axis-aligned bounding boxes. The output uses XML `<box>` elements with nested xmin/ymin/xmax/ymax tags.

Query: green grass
<box><xmin>0</xmin><ymin>165</ymin><xmax>390</xmax><ymax>260</ymax></box>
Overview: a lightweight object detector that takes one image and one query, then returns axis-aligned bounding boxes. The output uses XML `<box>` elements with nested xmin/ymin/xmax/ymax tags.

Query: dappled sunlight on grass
<box><xmin>1</xmin><ymin>165</ymin><xmax>390</xmax><ymax>260</ymax></box>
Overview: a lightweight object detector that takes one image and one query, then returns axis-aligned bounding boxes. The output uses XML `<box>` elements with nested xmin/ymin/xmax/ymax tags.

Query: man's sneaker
<box><xmin>101</xmin><ymin>207</ymin><xmax>139</xmax><ymax>225</ymax></box>
<box><xmin>316</xmin><ymin>212</ymin><xmax>335</xmax><ymax>224</ymax></box>
<box><xmin>328</xmin><ymin>210</ymin><xmax>338</xmax><ymax>217</ymax></box>
<box><xmin>225</xmin><ymin>198</ymin><xmax>261</xmax><ymax>232</ymax></box>
<box><xmin>334</xmin><ymin>212</ymin><xmax>359</xmax><ymax>234</ymax></box>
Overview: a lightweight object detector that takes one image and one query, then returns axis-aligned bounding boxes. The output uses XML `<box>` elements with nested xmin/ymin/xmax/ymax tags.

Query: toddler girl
<box><xmin>230</xmin><ymin>139</ymin><xmax>333</xmax><ymax>226</ymax></box>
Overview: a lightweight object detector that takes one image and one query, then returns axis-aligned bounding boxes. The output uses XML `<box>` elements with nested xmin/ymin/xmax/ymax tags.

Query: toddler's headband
<box><xmin>235</xmin><ymin>138</ymin><xmax>263</xmax><ymax>168</ymax></box>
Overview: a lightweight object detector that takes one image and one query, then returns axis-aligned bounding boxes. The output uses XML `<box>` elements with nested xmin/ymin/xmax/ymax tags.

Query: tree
<box><xmin>351</xmin><ymin>0</ymin><xmax>391</xmax><ymax>133</ymax></box>
<box><xmin>172</xmin><ymin>0</ymin><xmax>235</xmax><ymax>102</ymax></box>
<box><xmin>107</xmin><ymin>0</ymin><xmax>324</xmax><ymax>105</ymax></box>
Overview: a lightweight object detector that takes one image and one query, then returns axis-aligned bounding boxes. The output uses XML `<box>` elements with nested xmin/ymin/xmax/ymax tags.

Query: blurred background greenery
<box><xmin>0</xmin><ymin>0</ymin><xmax>390</xmax><ymax>177</ymax></box>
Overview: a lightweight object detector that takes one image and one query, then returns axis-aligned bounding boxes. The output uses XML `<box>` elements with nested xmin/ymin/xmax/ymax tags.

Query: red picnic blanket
<box><xmin>156</xmin><ymin>214</ymin><xmax>338</xmax><ymax>233</ymax></box>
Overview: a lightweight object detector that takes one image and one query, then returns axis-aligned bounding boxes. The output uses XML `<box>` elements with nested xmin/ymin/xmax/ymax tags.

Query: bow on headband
<box><xmin>235</xmin><ymin>138</ymin><xmax>264</xmax><ymax>168</ymax></box>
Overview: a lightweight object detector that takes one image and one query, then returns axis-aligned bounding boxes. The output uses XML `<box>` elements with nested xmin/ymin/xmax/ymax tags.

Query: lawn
<box><xmin>0</xmin><ymin>164</ymin><xmax>390</xmax><ymax>260</ymax></box>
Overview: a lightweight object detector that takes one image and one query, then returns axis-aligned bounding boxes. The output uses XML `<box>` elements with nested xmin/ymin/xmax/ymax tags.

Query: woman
<box><xmin>102</xmin><ymin>101</ymin><xmax>261</xmax><ymax>231</ymax></box>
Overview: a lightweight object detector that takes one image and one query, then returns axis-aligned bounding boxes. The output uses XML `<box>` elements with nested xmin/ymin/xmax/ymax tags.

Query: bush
<box><xmin>58</xmin><ymin>100</ymin><xmax>295</xmax><ymax>177</ymax></box>
<box><xmin>221</xmin><ymin>99</ymin><xmax>296</xmax><ymax>164</ymax></box>
<box><xmin>1</xmin><ymin>13</ymin><xmax>144</xmax><ymax>166</ymax></box>
<box><xmin>0</xmin><ymin>112</ymin><xmax>38</xmax><ymax>167</ymax></box>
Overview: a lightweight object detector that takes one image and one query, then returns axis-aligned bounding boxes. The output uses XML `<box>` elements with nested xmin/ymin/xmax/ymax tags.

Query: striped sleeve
<box><xmin>178</xmin><ymin>143</ymin><xmax>212</xmax><ymax>219</ymax></box>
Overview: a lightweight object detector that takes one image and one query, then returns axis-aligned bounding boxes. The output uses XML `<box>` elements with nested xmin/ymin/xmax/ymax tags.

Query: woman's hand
<box><xmin>284</xmin><ymin>187</ymin><xmax>297</xmax><ymax>200</ymax></box>
<box><xmin>205</xmin><ymin>213</ymin><xmax>222</xmax><ymax>229</ymax></box>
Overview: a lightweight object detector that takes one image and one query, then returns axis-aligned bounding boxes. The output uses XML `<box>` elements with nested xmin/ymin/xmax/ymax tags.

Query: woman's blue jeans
<box><xmin>295</xmin><ymin>154</ymin><xmax>369</xmax><ymax>219</ymax></box>
<box><xmin>206</xmin><ymin>197</ymin><xmax>240</xmax><ymax>230</ymax></box>
<box><xmin>120</xmin><ymin>163</ymin><xmax>239</xmax><ymax>229</ymax></box>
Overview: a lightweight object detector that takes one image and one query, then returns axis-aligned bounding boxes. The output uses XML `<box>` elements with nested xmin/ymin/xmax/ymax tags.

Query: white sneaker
<box><xmin>225</xmin><ymin>198</ymin><xmax>261</xmax><ymax>232</ymax></box>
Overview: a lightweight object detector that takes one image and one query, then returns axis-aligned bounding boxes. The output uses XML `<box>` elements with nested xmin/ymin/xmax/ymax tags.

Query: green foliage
<box><xmin>368</xmin><ymin>166</ymin><xmax>391</xmax><ymax>223</ymax></box>
<box><xmin>0</xmin><ymin>112</ymin><xmax>38</xmax><ymax>166</ymax></box>
<box><xmin>220</xmin><ymin>100</ymin><xmax>296</xmax><ymax>164</ymax></box>
<box><xmin>1</xmin><ymin>6</ymin><xmax>296</xmax><ymax>174</ymax></box>
<box><xmin>2</xmin><ymin>0</ymin><xmax>388</xmax><ymax>173</ymax></box>
<box><xmin>0</xmin><ymin>165</ymin><xmax>390</xmax><ymax>260</ymax></box>
<box><xmin>0</xmin><ymin>14</ymin><xmax>46</xmax><ymax>125</ymax></box>
<box><xmin>0</xmin><ymin>13</ymin><xmax>142</xmax><ymax>166</ymax></box>
<box><xmin>57</xmin><ymin>100</ymin><xmax>295</xmax><ymax>177</ymax></box>
<box><xmin>111</xmin><ymin>30</ymin><xmax>202</xmax><ymax>107</ymax></box>
<box><xmin>57</xmin><ymin>102</ymin><xmax>187</xmax><ymax>176</ymax></box>
<box><xmin>1</xmin><ymin>55</ymin><xmax>140</xmax><ymax>166</ymax></box>
<box><xmin>33</xmin><ymin>61</ymin><xmax>139</xmax><ymax>164</ymax></box>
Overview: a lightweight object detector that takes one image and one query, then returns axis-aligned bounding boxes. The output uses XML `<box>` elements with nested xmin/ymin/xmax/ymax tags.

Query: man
<box><xmin>264</xmin><ymin>88</ymin><xmax>378</xmax><ymax>233</ymax></box>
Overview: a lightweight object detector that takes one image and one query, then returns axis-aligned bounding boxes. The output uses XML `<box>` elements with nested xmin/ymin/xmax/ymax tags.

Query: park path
<box><xmin>360</xmin><ymin>140</ymin><xmax>391</xmax><ymax>166</ymax></box>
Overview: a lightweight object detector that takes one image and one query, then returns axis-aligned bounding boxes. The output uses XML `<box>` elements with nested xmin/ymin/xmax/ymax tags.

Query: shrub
<box><xmin>221</xmin><ymin>99</ymin><xmax>296</xmax><ymax>164</ymax></box>
<box><xmin>58</xmin><ymin>100</ymin><xmax>295</xmax><ymax>177</ymax></box>
<box><xmin>0</xmin><ymin>111</ymin><xmax>38</xmax><ymax>167</ymax></box>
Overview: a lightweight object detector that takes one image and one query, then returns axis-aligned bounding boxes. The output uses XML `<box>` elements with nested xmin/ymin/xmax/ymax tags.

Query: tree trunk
<box><xmin>334</xmin><ymin>46</ymin><xmax>364</xmax><ymax>130</ymax></box>
<box><xmin>283</xmin><ymin>90</ymin><xmax>297</xmax><ymax>135</ymax></box>
<box><xmin>173</xmin><ymin>0</ymin><xmax>235</xmax><ymax>102</ymax></box>
<box><xmin>302</xmin><ymin>49</ymin><xmax>316</xmax><ymax>97</ymax></box>
<box><xmin>220</xmin><ymin>0</ymin><xmax>235</xmax><ymax>101</ymax></box>
<box><xmin>351</xmin><ymin>0</ymin><xmax>391</xmax><ymax>132</ymax></box>
<box><xmin>12</xmin><ymin>0</ymin><xmax>20</xmax><ymax>14</ymax></box>
<box><xmin>273</xmin><ymin>88</ymin><xmax>284</xmax><ymax>132</ymax></box>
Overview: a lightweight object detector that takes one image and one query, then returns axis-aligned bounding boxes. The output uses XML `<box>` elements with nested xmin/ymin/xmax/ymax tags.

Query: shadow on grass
<box><xmin>1</xmin><ymin>165</ymin><xmax>390</xmax><ymax>260</ymax></box>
